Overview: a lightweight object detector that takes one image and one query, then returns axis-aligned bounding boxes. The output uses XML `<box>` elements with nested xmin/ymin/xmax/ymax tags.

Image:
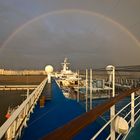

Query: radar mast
<box><xmin>61</xmin><ymin>58</ymin><xmax>70</xmax><ymax>72</ymax></box>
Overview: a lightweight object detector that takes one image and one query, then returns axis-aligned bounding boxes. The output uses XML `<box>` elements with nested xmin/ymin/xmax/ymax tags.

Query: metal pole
<box><xmin>27</xmin><ymin>89</ymin><xmax>29</xmax><ymax>98</ymax></box>
<box><xmin>110</xmin><ymin>66</ymin><xmax>115</xmax><ymax>140</ymax></box>
<box><xmin>48</xmin><ymin>74</ymin><xmax>51</xmax><ymax>83</ymax></box>
<box><xmin>86</xmin><ymin>69</ymin><xmax>88</xmax><ymax>112</ymax></box>
<box><xmin>112</xmin><ymin>67</ymin><xmax>115</xmax><ymax>97</ymax></box>
<box><xmin>106</xmin><ymin>65</ymin><xmax>115</xmax><ymax>140</ymax></box>
<box><xmin>77</xmin><ymin>70</ymin><xmax>80</xmax><ymax>102</ymax></box>
<box><xmin>90</xmin><ymin>69</ymin><xmax>92</xmax><ymax>110</ymax></box>
<box><xmin>131</xmin><ymin>92</ymin><xmax>135</xmax><ymax>127</ymax></box>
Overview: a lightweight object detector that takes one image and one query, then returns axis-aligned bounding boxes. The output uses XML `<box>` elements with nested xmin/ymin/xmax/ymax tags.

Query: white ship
<box><xmin>56</xmin><ymin>58</ymin><xmax>80</xmax><ymax>82</ymax></box>
<box><xmin>55</xmin><ymin>58</ymin><xmax>82</xmax><ymax>99</ymax></box>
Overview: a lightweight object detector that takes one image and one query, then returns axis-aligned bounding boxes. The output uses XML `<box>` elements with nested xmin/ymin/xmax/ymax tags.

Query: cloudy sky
<box><xmin>0</xmin><ymin>0</ymin><xmax>140</xmax><ymax>70</ymax></box>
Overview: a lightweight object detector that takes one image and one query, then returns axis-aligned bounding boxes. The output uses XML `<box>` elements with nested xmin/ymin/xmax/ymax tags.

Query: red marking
<box><xmin>5</xmin><ymin>113</ymin><xmax>11</xmax><ymax>119</ymax></box>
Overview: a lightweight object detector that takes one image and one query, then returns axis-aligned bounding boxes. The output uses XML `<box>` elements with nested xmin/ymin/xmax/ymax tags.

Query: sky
<box><xmin>0</xmin><ymin>0</ymin><xmax>140</xmax><ymax>70</ymax></box>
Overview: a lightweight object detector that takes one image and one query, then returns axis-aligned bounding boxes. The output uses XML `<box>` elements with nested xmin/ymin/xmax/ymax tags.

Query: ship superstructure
<box><xmin>55</xmin><ymin>58</ymin><xmax>82</xmax><ymax>99</ymax></box>
<box><xmin>56</xmin><ymin>58</ymin><xmax>79</xmax><ymax>81</ymax></box>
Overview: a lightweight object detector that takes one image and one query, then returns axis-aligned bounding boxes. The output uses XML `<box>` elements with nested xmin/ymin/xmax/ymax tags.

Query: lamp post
<box><xmin>86</xmin><ymin>69</ymin><xmax>88</xmax><ymax>112</ymax></box>
<box><xmin>90</xmin><ymin>69</ymin><xmax>92</xmax><ymax>110</ymax></box>
<box><xmin>45</xmin><ymin>65</ymin><xmax>54</xmax><ymax>83</ymax></box>
<box><xmin>77</xmin><ymin>70</ymin><xmax>80</xmax><ymax>102</ymax></box>
<box><xmin>106</xmin><ymin>65</ymin><xmax>115</xmax><ymax>140</ymax></box>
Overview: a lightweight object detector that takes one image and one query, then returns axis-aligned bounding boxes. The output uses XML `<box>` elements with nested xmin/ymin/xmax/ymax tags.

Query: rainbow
<box><xmin>1</xmin><ymin>9</ymin><xmax>140</xmax><ymax>49</ymax></box>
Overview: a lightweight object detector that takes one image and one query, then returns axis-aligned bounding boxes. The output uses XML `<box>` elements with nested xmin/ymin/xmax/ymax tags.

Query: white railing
<box><xmin>0</xmin><ymin>85</ymin><xmax>38</xmax><ymax>90</ymax></box>
<box><xmin>0</xmin><ymin>69</ymin><xmax>46</xmax><ymax>75</ymax></box>
<box><xmin>0</xmin><ymin>77</ymin><xmax>47</xmax><ymax>140</ymax></box>
<box><xmin>91</xmin><ymin>91</ymin><xmax>140</xmax><ymax>140</ymax></box>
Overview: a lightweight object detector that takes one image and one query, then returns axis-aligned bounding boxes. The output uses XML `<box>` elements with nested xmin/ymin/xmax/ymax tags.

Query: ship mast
<box><xmin>61</xmin><ymin>58</ymin><xmax>70</xmax><ymax>72</ymax></box>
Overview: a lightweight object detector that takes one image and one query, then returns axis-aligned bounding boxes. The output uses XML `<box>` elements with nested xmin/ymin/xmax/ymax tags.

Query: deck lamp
<box><xmin>45</xmin><ymin>65</ymin><xmax>54</xmax><ymax>83</ymax></box>
<box><xmin>106</xmin><ymin>65</ymin><xmax>115</xmax><ymax>140</ymax></box>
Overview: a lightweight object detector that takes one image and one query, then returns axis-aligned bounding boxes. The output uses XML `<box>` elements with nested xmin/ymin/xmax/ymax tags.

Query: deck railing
<box><xmin>42</xmin><ymin>87</ymin><xmax>140</xmax><ymax>140</ymax></box>
<box><xmin>0</xmin><ymin>77</ymin><xmax>47</xmax><ymax>140</ymax></box>
<box><xmin>0</xmin><ymin>69</ymin><xmax>46</xmax><ymax>75</ymax></box>
<box><xmin>0</xmin><ymin>85</ymin><xmax>38</xmax><ymax>90</ymax></box>
<box><xmin>91</xmin><ymin>91</ymin><xmax>140</xmax><ymax>140</ymax></box>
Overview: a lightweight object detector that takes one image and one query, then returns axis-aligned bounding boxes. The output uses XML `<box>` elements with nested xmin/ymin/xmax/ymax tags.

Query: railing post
<box><xmin>23</xmin><ymin>110</ymin><xmax>27</xmax><ymax>127</ymax></box>
<box><xmin>77</xmin><ymin>70</ymin><xmax>80</xmax><ymax>102</ymax></box>
<box><xmin>131</xmin><ymin>92</ymin><xmax>135</xmax><ymax>127</ymax></box>
<box><xmin>27</xmin><ymin>88</ymin><xmax>29</xmax><ymax>98</ymax></box>
<box><xmin>111</xmin><ymin>67</ymin><xmax>115</xmax><ymax>140</ymax></box>
<box><xmin>106</xmin><ymin>65</ymin><xmax>115</xmax><ymax>140</ymax></box>
<box><xmin>90</xmin><ymin>69</ymin><xmax>92</xmax><ymax>110</ymax></box>
<box><xmin>86</xmin><ymin>69</ymin><xmax>88</xmax><ymax>112</ymax></box>
<box><xmin>6</xmin><ymin>126</ymin><xmax>13</xmax><ymax>140</ymax></box>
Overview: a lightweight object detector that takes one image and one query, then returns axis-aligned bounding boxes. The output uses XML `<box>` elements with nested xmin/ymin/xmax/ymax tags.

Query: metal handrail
<box><xmin>42</xmin><ymin>87</ymin><xmax>140</xmax><ymax>140</ymax></box>
<box><xmin>106</xmin><ymin>134</ymin><xmax>111</xmax><ymax>140</ymax></box>
<box><xmin>134</xmin><ymin>111</ymin><xmax>140</xmax><ymax>123</ymax></box>
<box><xmin>124</xmin><ymin>110</ymin><xmax>131</xmax><ymax>119</ymax></box>
<box><xmin>0</xmin><ymin>77</ymin><xmax>47</xmax><ymax>139</ymax></box>
<box><xmin>0</xmin><ymin>85</ymin><xmax>38</xmax><ymax>88</ymax></box>
<box><xmin>92</xmin><ymin>94</ymin><xmax>140</xmax><ymax>140</ymax></box>
<box><xmin>134</xmin><ymin>95</ymin><xmax>140</xmax><ymax>101</ymax></box>
<box><xmin>134</xmin><ymin>108</ymin><xmax>140</xmax><ymax>116</ymax></box>
<box><xmin>91</xmin><ymin>97</ymin><xmax>132</xmax><ymax>140</ymax></box>
<box><xmin>134</xmin><ymin>100</ymin><xmax>140</xmax><ymax>109</ymax></box>
<box><xmin>123</xmin><ymin>107</ymin><xmax>140</xmax><ymax>140</ymax></box>
<box><xmin>91</xmin><ymin>92</ymin><xmax>140</xmax><ymax>140</ymax></box>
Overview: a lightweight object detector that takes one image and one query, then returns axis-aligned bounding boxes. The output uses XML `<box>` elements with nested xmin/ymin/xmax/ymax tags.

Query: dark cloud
<box><xmin>0</xmin><ymin>0</ymin><xmax>140</xmax><ymax>69</ymax></box>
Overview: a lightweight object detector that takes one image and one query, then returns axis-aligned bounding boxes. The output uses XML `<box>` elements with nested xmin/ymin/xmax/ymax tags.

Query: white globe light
<box><xmin>114</xmin><ymin>116</ymin><xmax>129</xmax><ymax>134</ymax></box>
<box><xmin>45</xmin><ymin>65</ymin><xmax>54</xmax><ymax>74</ymax></box>
<box><xmin>106</xmin><ymin>65</ymin><xmax>114</xmax><ymax>71</ymax></box>
<box><xmin>106</xmin><ymin>65</ymin><xmax>114</xmax><ymax>75</ymax></box>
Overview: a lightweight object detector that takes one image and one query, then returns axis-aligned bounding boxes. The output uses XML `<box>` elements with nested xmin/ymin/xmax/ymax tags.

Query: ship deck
<box><xmin>20</xmin><ymin>80</ymin><xmax>108</xmax><ymax>140</ymax></box>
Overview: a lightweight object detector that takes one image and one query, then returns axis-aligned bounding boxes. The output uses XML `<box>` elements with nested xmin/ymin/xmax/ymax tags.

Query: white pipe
<box><xmin>105</xmin><ymin>65</ymin><xmax>116</xmax><ymax>140</ymax></box>
<box><xmin>109</xmin><ymin>66</ymin><xmax>115</xmax><ymax>140</ymax></box>
<box><xmin>86</xmin><ymin>69</ymin><xmax>88</xmax><ymax>112</ymax></box>
<box><xmin>48</xmin><ymin>74</ymin><xmax>51</xmax><ymax>83</ymax></box>
<box><xmin>131</xmin><ymin>92</ymin><xmax>135</xmax><ymax>127</ymax></box>
<box><xmin>90</xmin><ymin>69</ymin><xmax>92</xmax><ymax>110</ymax></box>
<box><xmin>77</xmin><ymin>70</ymin><xmax>80</xmax><ymax>102</ymax></box>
